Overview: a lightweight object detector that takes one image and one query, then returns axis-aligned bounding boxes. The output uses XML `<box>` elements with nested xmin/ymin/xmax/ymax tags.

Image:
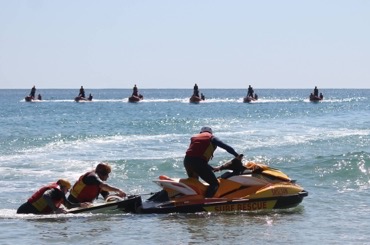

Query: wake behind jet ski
<box><xmin>138</xmin><ymin>157</ymin><xmax>308</xmax><ymax>214</ymax></box>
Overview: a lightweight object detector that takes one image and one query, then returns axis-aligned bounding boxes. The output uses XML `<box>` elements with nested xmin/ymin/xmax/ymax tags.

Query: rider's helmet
<box><xmin>95</xmin><ymin>162</ymin><xmax>112</xmax><ymax>176</ymax></box>
<box><xmin>57</xmin><ymin>179</ymin><xmax>71</xmax><ymax>190</ymax></box>
<box><xmin>200</xmin><ymin>126</ymin><xmax>213</xmax><ymax>134</ymax></box>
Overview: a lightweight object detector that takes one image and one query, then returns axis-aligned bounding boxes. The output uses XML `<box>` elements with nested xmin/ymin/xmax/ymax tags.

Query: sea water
<box><xmin>0</xmin><ymin>89</ymin><xmax>369</xmax><ymax>244</ymax></box>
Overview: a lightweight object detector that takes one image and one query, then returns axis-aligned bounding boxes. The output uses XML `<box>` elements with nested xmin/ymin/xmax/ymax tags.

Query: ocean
<box><xmin>0</xmin><ymin>88</ymin><xmax>369</xmax><ymax>244</ymax></box>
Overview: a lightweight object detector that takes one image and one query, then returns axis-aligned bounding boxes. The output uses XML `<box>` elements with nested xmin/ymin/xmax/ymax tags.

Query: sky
<box><xmin>0</xmin><ymin>0</ymin><xmax>369</xmax><ymax>89</ymax></box>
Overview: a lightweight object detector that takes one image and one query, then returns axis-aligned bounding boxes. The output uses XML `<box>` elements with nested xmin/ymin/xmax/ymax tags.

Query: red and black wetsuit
<box><xmin>68</xmin><ymin>171</ymin><xmax>109</xmax><ymax>203</ymax></box>
<box><xmin>184</xmin><ymin>132</ymin><xmax>238</xmax><ymax>197</ymax></box>
<box><xmin>17</xmin><ymin>183</ymin><xmax>79</xmax><ymax>214</ymax></box>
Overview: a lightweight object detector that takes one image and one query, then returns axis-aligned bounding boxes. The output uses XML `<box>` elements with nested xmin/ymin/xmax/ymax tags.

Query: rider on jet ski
<box><xmin>184</xmin><ymin>126</ymin><xmax>242</xmax><ymax>198</ymax></box>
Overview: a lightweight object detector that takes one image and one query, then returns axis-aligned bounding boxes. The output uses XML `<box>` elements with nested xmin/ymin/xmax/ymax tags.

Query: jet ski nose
<box><xmin>299</xmin><ymin>190</ymin><xmax>309</xmax><ymax>197</ymax></box>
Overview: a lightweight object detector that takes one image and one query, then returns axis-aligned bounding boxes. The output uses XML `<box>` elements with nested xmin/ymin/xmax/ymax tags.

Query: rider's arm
<box><xmin>99</xmin><ymin>183</ymin><xmax>126</xmax><ymax>198</ymax></box>
<box><xmin>42</xmin><ymin>189</ymin><xmax>59</xmax><ymax>212</ymax></box>
<box><xmin>62</xmin><ymin>195</ymin><xmax>90</xmax><ymax>209</ymax></box>
<box><xmin>85</xmin><ymin>175</ymin><xmax>126</xmax><ymax>199</ymax></box>
<box><xmin>211</xmin><ymin>136</ymin><xmax>239</xmax><ymax>157</ymax></box>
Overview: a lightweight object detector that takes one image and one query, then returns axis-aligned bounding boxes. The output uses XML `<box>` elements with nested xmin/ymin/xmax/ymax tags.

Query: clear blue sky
<box><xmin>1</xmin><ymin>0</ymin><xmax>369</xmax><ymax>89</ymax></box>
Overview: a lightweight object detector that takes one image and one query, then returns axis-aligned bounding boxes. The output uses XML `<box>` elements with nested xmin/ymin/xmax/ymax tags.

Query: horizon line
<box><xmin>1</xmin><ymin>87</ymin><xmax>370</xmax><ymax>90</ymax></box>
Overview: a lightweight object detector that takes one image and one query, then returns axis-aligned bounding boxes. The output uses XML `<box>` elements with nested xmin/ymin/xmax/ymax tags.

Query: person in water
<box><xmin>313</xmin><ymin>86</ymin><xmax>319</xmax><ymax>97</ymax></box>
<box><xmin>68</xmin><ymin>162</ymin><xmax>126</xmax><ymax>203</ymax></box>
<box><xmin>183</xmin><ymin>127</ymin><xmax>241</xmax><ymax>198</ymax></box>
<box><xmin>17</xmin><ymin>179</ymin><xmax>90</xmax><ymax>214</ymax></box>
<box><xmin>132</xmin><ymin>84</ymin><xmax>139</xmax><ymax>96</ymax></box>
<box><xmin>29</xmin><ymin>86</ymin><xmax>36</xmax><ymax>98</ymax></box>
<box><xmin>193</xmin><ymin>83</ymin><xmax>199</xmax><ymax>97</ymax></box>
<box><xmin>79</xmin><ymin>86</ymin><xmax>85</xmax><ymax>98</ymax></box>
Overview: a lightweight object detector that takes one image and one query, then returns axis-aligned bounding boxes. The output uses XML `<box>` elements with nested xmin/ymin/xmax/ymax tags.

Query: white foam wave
<box><xmin>0</xmin><ymin>133</ymin><xmax>188</xmax><ymax>164</ymax></box>
<box><xmin>1</xmin><ymin>128</ymin><xmax>369</xmax><ymax>171</ymax></box>
<box><xmin>218</xmin><ymin>127</ymin><xmax>370</xmax><ymax>151</ymax></box>
<box><xmin>0</xmin><ymin>209</ymin><xmax>103</xmax><ymax>219</ymax></box>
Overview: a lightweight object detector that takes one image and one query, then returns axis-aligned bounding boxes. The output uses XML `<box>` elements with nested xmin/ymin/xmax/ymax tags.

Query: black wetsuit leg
<box><xmin>17</xmin><ymin>202</ymin><xmax>39</xmax><ymax>214</ymax></box>
<box><xmin>184</xmin><ymin>156</ymin><xmax>199</xmax><ymax>179</ymax></box>
<box><xmin>184</xmin><ymin>156</ymin><xmax>219</xmax><ymax>197</ymax></box>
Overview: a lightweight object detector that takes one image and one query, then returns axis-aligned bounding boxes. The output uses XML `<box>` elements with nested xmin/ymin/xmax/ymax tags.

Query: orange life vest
<box><xmin>185</xmin><ymin>132</ymin><xmax>216</xmax><ymax>161</ymax></box>
<box><xmin>70</xmin><ymin>171</ymin><xmax>101</xmax><ymax>202</ymax></box>
<box><xmin>28</xmin><ymin>183</ymin><xmax>64</xmax><ymax>214</ymax></box>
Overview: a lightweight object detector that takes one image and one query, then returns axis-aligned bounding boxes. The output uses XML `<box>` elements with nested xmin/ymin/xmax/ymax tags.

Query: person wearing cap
<box><xmin>184</xmin><ymin>127</ymin><xmax>241</xmax><ymax>198</ymax></box>
<box><xmin>17</xmin><ymin>179</ymin><xmax>89</xmax><ymax>214</ymax></box>
<box><xmin>247</xmin><ymin>85</ymin><xmax>254</xmax><ymax>97</ymax></box>
<box><xmin>313</xmin><ymin>86</ymin><xmax>319</xmax><ymax>97</ymax></box>
<box><xmin>29</xmin><ymin>85</ymin><xmax>36</xmax><ymax>98</ymax></box>
<box><xmin>132</xmin><ymin>84</ymin><xmax>139</xmax><ymax>96</ymax></box>
<box><xmin>193</xmin><ymin>83</ymin><xmax>199</xmax><ymax>97</ymax></box>
<box><xmin>68</xmin><ymin>163</ymin><xmax>126</xmax><ymax>203</ymax></box>
<box><xmin>78</xmin><ymin>86</ymin><xmax>85</xmax><ymax>98</ymax></box>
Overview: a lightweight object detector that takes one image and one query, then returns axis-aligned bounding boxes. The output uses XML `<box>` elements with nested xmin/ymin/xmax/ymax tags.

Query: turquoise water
<box><xmin>0</xmin><ymin>89</ymin><xmax>369</xmax><ymax>244</ymax></box>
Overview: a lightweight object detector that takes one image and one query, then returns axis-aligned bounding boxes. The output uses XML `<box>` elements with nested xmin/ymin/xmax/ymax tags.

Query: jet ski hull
<box><xmin>136</xmin><ymin>162</ymin><xmax>308</xmax><ymax>214</ymax></box>
<box><xmin>138</xmin><ymin>190</ymin><xmax>307</xmax><ymax>214</ymax></box>
<box><xmin>243</xmin><ymin>95</ymin><xmax>257</xmax><ymax>103</ymax></box>
<box><xmin>68</xmin><ymin>195</ymin><xmax>142</xmax><ymax>214</ymax></box>
<box><xmin>309</xmin><ymin>95</ymin><xmax>323</xmax><ymax>102</ymax></box>
<box><xmin>75</xmin><ymin>96</ymin><xmax>92</xmax><ymax>102</ymax></box>
<box><xmin>128</xmin><ymin>94</ymin><xmax>143</xmax><ymax>102</ymax></box>
<box><xmin>189</xmin><ymin>95</ymin><xmax>203</xmax><ymax>103</ymax></box>
<box><xmin>25</xmin><ymin>96</ymin><xmax>41</xmax><ymax>102</ymax></box>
